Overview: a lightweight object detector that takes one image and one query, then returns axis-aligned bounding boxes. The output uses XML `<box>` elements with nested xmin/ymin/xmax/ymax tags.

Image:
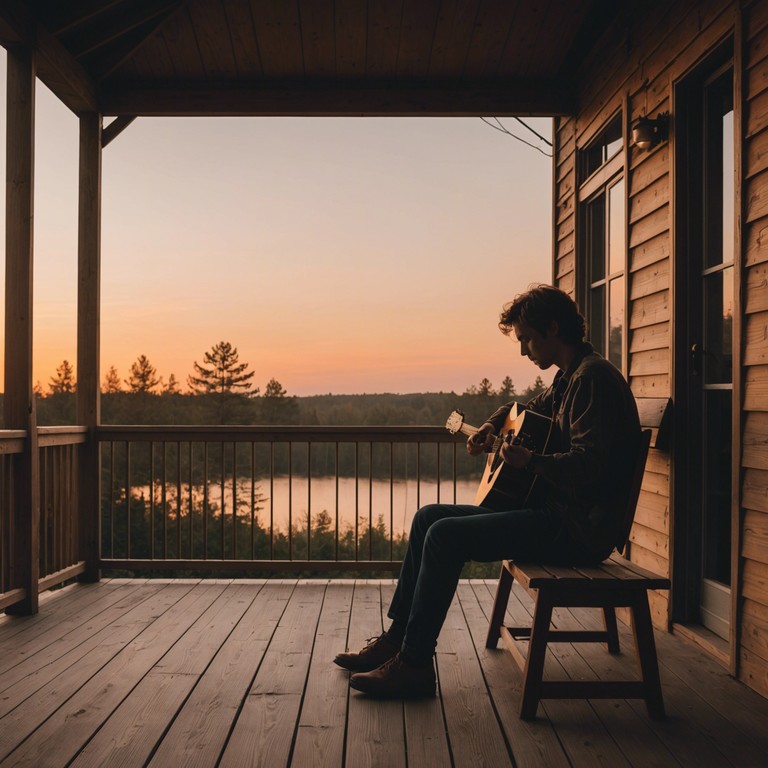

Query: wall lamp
<box><xmin>631</xmin><ymin>113</ymin><xmax>669</xmax><ymax>151</ymax></box>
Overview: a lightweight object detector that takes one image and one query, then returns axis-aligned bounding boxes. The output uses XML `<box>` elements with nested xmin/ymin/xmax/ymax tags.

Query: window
<box><xmin>578</xmin><ymin>114</ymin><xmax>626</xmax><ymax>371</ymax></box>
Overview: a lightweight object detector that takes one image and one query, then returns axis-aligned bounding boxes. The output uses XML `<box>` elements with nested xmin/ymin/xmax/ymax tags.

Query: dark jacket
<box><xmin>486</xmin><ymin>343</ymin><xmax>641</xmax><ymax>561</ymax></box>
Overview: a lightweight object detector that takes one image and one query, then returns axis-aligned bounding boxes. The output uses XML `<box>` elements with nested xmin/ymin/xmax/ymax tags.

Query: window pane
<box><xmin>703</xmin><ymin>266</ymin><xmax>733</xmax><ymax>384</ymax></box>
<box><xmin>580</xmin><ymin>114</ymin><xmax>622</xmax><ymax>178</ymax></box>
<box><xmin>588</xmin><ymin>284</ymin><xmax>605</xmax><ymax>354</ymax></box>
<box><xmin>608</xmin><ymin>179</ymin><xmax>625</xmax><ymax>276</ymax></box>
<box><xmin>704</xmin><ymin>69</ymin><xmax>733</xmax><ymax>269</ymax></box>
<box><xmin>609</xmin><ymin>277</ymin><xmax>624</xmax><ymax>369</ymax></box>
<box><xmin>588</xmin><ymin>195</ymin><xmax>606</xmax><ymax>282</ymax></box>
<box><xmin>722</xmin><ymin>109</ymin><xmax>734</xmax><ymax>264</ymax></box>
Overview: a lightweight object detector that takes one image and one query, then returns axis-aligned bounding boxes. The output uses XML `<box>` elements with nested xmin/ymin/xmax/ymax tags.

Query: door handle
<box><xmin>691</xmin><ymin>343</ymin><xmax>702</xmax><ymax>377</ymax></box>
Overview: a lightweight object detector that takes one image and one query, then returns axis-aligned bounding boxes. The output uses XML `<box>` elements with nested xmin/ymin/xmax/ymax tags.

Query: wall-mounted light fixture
<box><xmin>631</xmin><ymin>113</ymin><xmax>669</xmax><ymax>151</ymax></box>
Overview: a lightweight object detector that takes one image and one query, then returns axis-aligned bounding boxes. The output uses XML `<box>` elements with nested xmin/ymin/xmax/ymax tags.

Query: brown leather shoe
<box><xmin>349</xmin><ymin>653</ymin><xmax>436</xmax><ymax>698</ymax></box>
<box><xmin>333</xmin><ymin>633</ymin><xmax>399</xmax><ymax>672</ymax></box>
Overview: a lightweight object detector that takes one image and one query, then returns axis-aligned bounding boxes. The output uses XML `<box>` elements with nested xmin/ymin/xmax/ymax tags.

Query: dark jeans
<box><xmin>388</xmin><ymin>503</ymin><xmax>585</xmax><ymax>663</ymax></box>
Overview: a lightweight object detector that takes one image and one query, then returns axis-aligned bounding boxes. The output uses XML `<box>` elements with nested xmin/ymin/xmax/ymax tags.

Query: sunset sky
<box><xmin>0</xmin><ymin>51</ymin><xmax>555</xmax><ymax>397</ymax></box>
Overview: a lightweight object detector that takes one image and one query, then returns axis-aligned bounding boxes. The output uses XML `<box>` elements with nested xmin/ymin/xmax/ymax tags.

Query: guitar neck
<box><xmin>456</xmin><ymin>423</ymin><xmax>479</xmax><ymax>438</ymax></box>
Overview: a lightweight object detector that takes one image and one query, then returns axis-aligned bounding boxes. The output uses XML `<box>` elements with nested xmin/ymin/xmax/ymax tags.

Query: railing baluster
<box><xmin>307</xmin><ymin>442</ymin><xmax>311</xmax><ymax>562</ymax></box>
<box><xmin>203</xmin><ymin>443</ymin><xmax>209</xmax><ymax>560</ymax></box>
<box><xmin>250</xmin><ymin>442</ymin><xmax>255</xmax><ymax>559</ymax></box>
<box><xmin>176</xmin><ymin>441</ymin><xmax>181</xmax><ymax>559</ymax></box>
<box><xmin>269</xmin><ymin>442</ymin><xmax>274</xmax><ymax>561</ymax></box>
<box><xmin>150</xmin><ymin>442</ymin><xmax>155</xmax><ymax>560</ymax></box>
<box><xmin>232</xmin><ymin>442</ymin><xmax>237</xmax><ymax>560</ymax></box>
<box><xmin>162</xmin><ymin>442</ymin><xmax>168</xmax><ymax>560</ymax></box>
<box><xmin>110</xmin><ymin>442</ymin><xmax>115</xmax><ymax>558</ymax></box>
<box><xmin>126</xmin><ymin>441</ymin><xmax>131</xmax><ymax>559</ymax></box>
<box><xmin>334</xmin><ymin>442</ymin><xmax>339</xmax><ymax>563</ymax></box>
<box><xmin>288</xmin><ymin>442</ymin><xmax>293</xmax><ymax>561</ymax></box>
<box><xmin>390</xmin><ymin>443</ymin><xmax>394</xmax><ymax>561</ymax></box>
<box><xmin>368</xmin><ymin>442</ymin><xmax>373</xmax><ymax>561</ymax></box>
<box><xmin>355</xmin><ymin>442</ymin><xmax>360</xmax><ymax>561</ymax></box>
<box><xmin>220</xmin><ymin>441</ymin><xmax>225</xmax><ymax>560</ymax></box>
<box><xmin>188</xmin><ymin>442</ymin><xmax>193</xmax><ymax>559</ymax></box>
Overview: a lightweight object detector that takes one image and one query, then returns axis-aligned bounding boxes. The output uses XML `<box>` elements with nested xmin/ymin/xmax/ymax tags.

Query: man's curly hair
<box><xmin>498</xmin><ymin>284</ymin><xmax>586</xmax><ymax>344</ymax></box>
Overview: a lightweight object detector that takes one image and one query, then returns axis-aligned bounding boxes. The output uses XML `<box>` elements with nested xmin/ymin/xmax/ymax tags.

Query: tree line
<box><xmin>30</xmin><ymin>340</ymin><xmax>546</xmax><ymax>428</ymax></box>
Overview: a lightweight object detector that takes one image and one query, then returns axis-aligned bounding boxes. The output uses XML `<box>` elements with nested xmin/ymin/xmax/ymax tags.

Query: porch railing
<box><xmin>0</xmin><ymin>428</ymin><xmax>87</xmax><ymax>612</ymax></box>
<box><xmin>97</xmin><ymin>425</ymin><xmax>477</xmax><ymax>573</ymax></box>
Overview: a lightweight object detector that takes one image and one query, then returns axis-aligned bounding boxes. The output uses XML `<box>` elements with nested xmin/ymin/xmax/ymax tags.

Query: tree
<box><xmin>187</xmin><ymin>341</ymin><xmax>256</xmax><ymax>395</ymax></box>
<box><xmin>49</xmin><ymin>360</ymin><xmax>76</xmax><ymax>394</ymax></box>
<box><xmin>126</xmin><ymin>355</ymin><xmax>160</xmax><ymax>393</ymax></box>
<box><xmin>103</xmin><ymin>365</ymin><xmax>122</xmax><ymax>393</ymax></box>
<box><xmin>498</xmin><ymin>376</ymin><xmax>516</xmax><ymax>399</ymax></box>
<box><xmin>163</xmin><ymin>373</ymin><xmax>180</xmax><ymax>394</ymax></box>
<box><xmin>522</xmin><ymin>375</ymin><xmax>546</xmax><ymax>401</ymax></box>
<box><xmin>261</xmin><ymin>378</ymin><xmax>297</xmax><ymax>424</ymax></box>
<box><xmin>477</xmin><ymin>377</ymin><xmax>495</xmax><ymax>396</ymax></box>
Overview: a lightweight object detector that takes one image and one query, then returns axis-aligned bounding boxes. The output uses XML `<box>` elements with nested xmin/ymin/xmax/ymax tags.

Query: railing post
<box><xmin>77</xmin><ymin>112</ymin><xmax>102</xmax><ymax>582</ymax></box>
<box><xmin>4</xmin><ymin>44</ymin><xmax>39</xmax><ymax>614</ymax></box>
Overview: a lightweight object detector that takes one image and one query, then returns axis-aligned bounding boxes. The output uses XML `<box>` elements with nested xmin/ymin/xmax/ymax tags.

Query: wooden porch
<box><xmin>1</xmin><ymin>578</ymin><xmax>767</xmax><ymax>768</ymax></box>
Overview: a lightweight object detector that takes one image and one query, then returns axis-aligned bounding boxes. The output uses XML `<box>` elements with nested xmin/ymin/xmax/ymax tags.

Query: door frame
<box><xmin>671</xmin><ymin>32</ymin><xmax>744</xmax><ymax>674</ymax></box>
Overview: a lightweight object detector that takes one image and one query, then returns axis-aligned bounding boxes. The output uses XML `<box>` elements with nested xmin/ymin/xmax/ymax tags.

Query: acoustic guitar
<box><xmin>445</xmin><ymin>404</ymin><xmax>553</xmax><ymax>511</ymax></box>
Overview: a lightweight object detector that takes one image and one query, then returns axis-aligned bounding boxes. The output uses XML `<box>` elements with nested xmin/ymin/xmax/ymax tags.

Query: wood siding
<box><xmin>552</xmin><ymin>0</ymin><xmax>768</xmax><ymax>697</ymax></box>
<box><xmin>741</xmin><ymin>0</ymin><xmax>768</xmax><ymax>702</ymax></box>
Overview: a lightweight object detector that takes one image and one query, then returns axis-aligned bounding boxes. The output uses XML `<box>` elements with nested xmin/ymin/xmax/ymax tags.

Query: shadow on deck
<box><xmin>1</xmin><ymin>579</ymin><xmax>767</xmax><ymax>767</ymax></box>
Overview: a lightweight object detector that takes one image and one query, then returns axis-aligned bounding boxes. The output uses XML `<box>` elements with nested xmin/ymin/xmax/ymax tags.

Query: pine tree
<box><xmin>49</xmin><ymin>360</ymin><xmax>76</xmax><ymax>394</ymax></box>
<box><xmin>126</xmin><ymin>355</ymin><xmax>160</xmax><ymax>393</ymax></box>
<box><xmin>499</xmin><ymin>376</ymin><xmax>516</xmax><ymax>398</ymax></box>
<box><xmin>103</xmin><ymin>365</ymin><xmax>122</xmax><ymax>393</ymax></box>
<box><xmin>477</xmin><ymin>377</ymin><xmax>495</xmax><ymax>396</ymax></box>
<box><xmin>261</xmin><ymin>378</ymin><xmax>297</xmax><ymax>424</ymax></box>
<box><xmin>164</xmin><ymin>373</ymin><xmax>180</xmax><ymax>394</ymax></box>
<box><xmin>187</xmin><ymin>341</ymin><xmax>256</xmax><ymax>395</ymax></box>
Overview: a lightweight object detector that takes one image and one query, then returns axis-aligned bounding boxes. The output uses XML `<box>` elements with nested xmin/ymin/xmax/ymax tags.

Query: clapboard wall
<box><xmin>553</xmin><ymin>0</ymin><xmax>768</xmax><ymax>698</ymax></box>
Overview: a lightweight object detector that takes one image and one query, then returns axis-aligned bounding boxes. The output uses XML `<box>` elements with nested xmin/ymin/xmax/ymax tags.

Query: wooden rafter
<box><xmin>0</xmin><ymin>1</ymin><xmax>99</xmax><ymax>114</ymax></box>
<box><xmin>101</xmin><ymin>81</ymin><xmax>576</xmax><ymax>117</ymax></box>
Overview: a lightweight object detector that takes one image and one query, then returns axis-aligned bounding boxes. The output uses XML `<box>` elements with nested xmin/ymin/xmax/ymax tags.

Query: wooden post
<box><xmin>77</xmin><ymin>112</ymin><xmax>102</xmax><ymax>583</ymax></box>
<box><xmin>4</xmin><ymin>45</ymin><xmax>39</xmax><ymax>614</ymax></box>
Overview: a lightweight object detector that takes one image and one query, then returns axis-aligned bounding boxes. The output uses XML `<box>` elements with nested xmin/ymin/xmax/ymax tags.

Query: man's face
<box><xmin>511</xmin><ymin>320</ymin><xmax>559</xmax><ymax>370</ymax></box>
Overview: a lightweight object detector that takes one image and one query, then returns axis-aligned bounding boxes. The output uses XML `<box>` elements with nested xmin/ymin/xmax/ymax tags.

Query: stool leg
<box><xmin>603</xmin><ymin>606</ymin><xmax>620</xmax><ymax>654</ymax></box>
<box><xmin>520</xmin><ymin>591</ymin><xmax>553</xmax><ymax>719</ymax></box>
<box><xmin>486</xmin><ymin>562</ymin><xmax>514</xmax><ymax>648</ymax></box>
<box><xmin>631</xmin><ymin>592</ymin><xmax>665</xmax><ymax>719</ymax></box>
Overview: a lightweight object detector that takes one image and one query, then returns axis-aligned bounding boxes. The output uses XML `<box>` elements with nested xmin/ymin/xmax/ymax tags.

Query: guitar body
<box><xmin>443</xmin><ymin>405</ymin><xmax>553</xmax><ymax>512</ymax></box>
<box><xmin>473</xmin><ymin>406</ymin><xmax>553</xmax><ymax>511</ymax></box>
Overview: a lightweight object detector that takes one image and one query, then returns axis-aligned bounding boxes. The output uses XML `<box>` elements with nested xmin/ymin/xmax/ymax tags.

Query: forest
<box><xmin>21</xmin><ymin>343</ymin><xmax>548</xmax><ymax>578</ymax></box>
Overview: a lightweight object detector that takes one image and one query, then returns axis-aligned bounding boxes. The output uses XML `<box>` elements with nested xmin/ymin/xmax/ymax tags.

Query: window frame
<box><xmin>576</xmin><ymin>110</ymin><xmax>628</xmax><ymax>374</ymax></box>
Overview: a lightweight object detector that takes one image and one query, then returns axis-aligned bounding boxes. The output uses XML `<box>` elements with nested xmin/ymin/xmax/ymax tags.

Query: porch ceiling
<box><xmin>0</xmin><ymin>0</ymin><xmax>617</xmax><ymax>117</ymax></box>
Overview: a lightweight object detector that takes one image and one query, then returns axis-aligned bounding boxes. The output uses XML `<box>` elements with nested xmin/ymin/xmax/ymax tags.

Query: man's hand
<box><xmin>500</xmin><ymin>440</ymin><xmax>533</xmax><ymax>470</ymax></box>
<box><xmin>467</xmin><ymin>423</ymin><xmax>495</xmax><ymax>456</ymax></box>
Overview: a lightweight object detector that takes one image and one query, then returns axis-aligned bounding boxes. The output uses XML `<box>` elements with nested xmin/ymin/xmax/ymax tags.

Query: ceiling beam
<box><xmin>0</xmin><ymin>2</ymin><xmax>99</xmax><ymax>114</ymax></box>
<box><xmin>101</xmin><ymin>81</ymin><xmax>576</xmax><ymax>117</ymax></box>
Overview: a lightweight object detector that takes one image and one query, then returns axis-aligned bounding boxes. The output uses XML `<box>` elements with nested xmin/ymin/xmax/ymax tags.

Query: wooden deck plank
<box><xmin>459</xmin><ymin>582</ymin><xmax>571</xmax><ymax>768</ymax></box>
<box><xmin>478</xmin><ymin>580</ymin><xmax>635</xmax><ymax>768</ymax></box>
<box><xmin>379</xmin><ymin>581</ymin><xmax>453</xmax><ymax>768</ymax></box>
<box><xmin>566</xmin><ymin>606</ymin><xmax>738</xmax><ymax>768</ymax></box>
<box><xmin>0</xmin><ymin>581</ymin><xmax>167</xmax><ymax>696</ymax></box>
<box><xmin>344</xmin><ymin>581</ymin><xmax>406</xmax><ymax>768</ymax></box>
<box><xmin>291</xmin><ymin>581</ymin><xmax>354</xmax><ymax>768</ymax></box>
<box><xmin>218</xmin><ymin>581</ymin><xmax>326</xmax><ymax>768</ymax></box>
<box><xmin>1</xmin><ymin>582</ymin><xmax>224</xmax><ymax>767</ymax></box>
<box><xmin>0</xmin><ymin>579</ymin><xmax>120</xmax><ymax>644</ymax></box>
<box><xmin>2</xmin><ymin>580</ymin><xmax>768</xmax><ymax>768</ymax></box>
<box><xmin>146</xmin><ymin>581</ymin><xmax>295</xmax><ymax>768</ymax></box>
<box><xmin>69</xmin><ymin>583</ymin><xmax>260</xmax><ymax>768</ymax></box>
<box><xmin>438</xmin><ymin>592</ymin><xmax>514</xmax><ymax>765</ymax></box>
<box><xmin>0</xmin><ymin>582</ymin><xmax>188</xmax><ymax>726</ymax></box>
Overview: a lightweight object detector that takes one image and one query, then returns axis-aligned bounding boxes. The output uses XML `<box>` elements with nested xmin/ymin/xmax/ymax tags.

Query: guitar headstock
<box><xmin>445</xmin><ymin>409</ymin><xmax>465</xmax><ymax>434</ymax></box>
